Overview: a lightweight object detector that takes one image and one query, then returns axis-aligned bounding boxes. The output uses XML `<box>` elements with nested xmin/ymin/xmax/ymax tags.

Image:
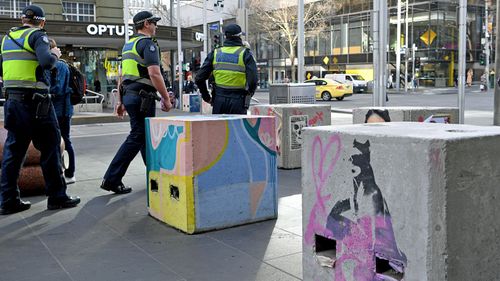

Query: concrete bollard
<box><xmin>302</xmin><ymin>122</ymin><xmax>500</xmax><ymax>281</ymax></box>
<box><xmin>250</xmin><ymin>104</ymin><xmax>331</xmax><ymax>169</ymax></box>
<box><xmin>353</xmin><ymin>106</ymin><xmax>459</xmax><ymax>124</ymax></box>
<box><xmin>145</xmin><ymin>115</ymin><xmax>278</xmax><ymax>234</ymax></box>
<box><xmin>182</xmin><ymin>93</ymin><xmax>201</xmax><ymax>112</ymax></box>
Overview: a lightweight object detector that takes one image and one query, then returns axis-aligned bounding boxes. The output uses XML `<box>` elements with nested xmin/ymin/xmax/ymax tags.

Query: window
<box><xmin>0</xmin><ymin>0</ymin><xmax>30</xmax><ymax>18</ymax></box>
<box><xmin>62</xmin><ymin>2</ymin><xmax>95</xmax><ymax>22</ymax></box>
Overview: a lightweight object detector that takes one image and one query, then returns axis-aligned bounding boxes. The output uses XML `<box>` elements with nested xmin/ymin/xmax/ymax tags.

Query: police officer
<box><xmin>195</xmin><ymin>24</ymin><xmax>258</xmax><ymax>114</ymax></box>
<box><xmin>0</xmin><ymin>5</ymin><xmax>80</xmax><ymax>215</ymax></box>
<box><xmin>101</xmin><ymin>11</ymin><xmax>172</xmax><ymax>194</ymax></box>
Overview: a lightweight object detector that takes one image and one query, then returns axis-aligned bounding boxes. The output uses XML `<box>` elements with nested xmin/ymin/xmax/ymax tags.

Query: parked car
<box><xmin>304</xmin><ymin>78</ymin><xmax>353</xmax><ymax>101</ymax></box>
<box><xmin>324</xmin><ymin>73</ymin><xmax>369</xmax><ymax>93</ymax></box>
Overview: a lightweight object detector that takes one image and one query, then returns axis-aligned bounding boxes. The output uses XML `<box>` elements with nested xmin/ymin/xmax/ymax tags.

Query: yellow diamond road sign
<box><xmin>323</xmin><ymin>56</ymin><xmax>329</xmax><ymax>65</ymax></box>
<box><xmin>307</xmin><ymin>72</ymin><xmax>312</xmax><ymax>80</ymax></box>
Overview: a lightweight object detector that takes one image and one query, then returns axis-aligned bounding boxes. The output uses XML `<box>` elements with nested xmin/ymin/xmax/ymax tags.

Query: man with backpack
<box><xmin>48</xmin><ymin>38</ymin><xmax>76</xmax><ymax>185</ymax></box>
<box><xmin>0</xmin><ymin>5</ymin><xmax>80</xmax><ymax>215</ymax></box>
<box><xmin>100</xmin><ymin>11</ymin><xmax>172</xmax><ymax>195</ymax></box>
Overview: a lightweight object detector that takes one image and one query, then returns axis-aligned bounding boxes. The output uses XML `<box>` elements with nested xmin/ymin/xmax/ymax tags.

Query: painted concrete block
<box><xmin>250</xmin><ymin>104</ymin><xmax>331</xmax><ymax>169</ymax></box>
<box><xmin>182</xmin><ymin>93</ymin><xmax>201</xmax><ymax>112</ymax></box>
<box><xmin>353</xmin><ymin>106</ymin><xmax>459</xmax><ymax>124</ymax></box>
<box><xmin>145</xmin><ymin>115</ymin><xmax>278</xmax><ymax>234</ymax></box>
<box><xmin>302</xmin><ymin>122</ymin><xmax>500</xmax><ymax>281</ymax></box>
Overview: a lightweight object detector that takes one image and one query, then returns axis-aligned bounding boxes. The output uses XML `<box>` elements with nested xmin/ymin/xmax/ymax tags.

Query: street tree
<box><xmin>247</xmin><ymin>0</ymin><xmax>341</xmax><ymax>81</ymax></box>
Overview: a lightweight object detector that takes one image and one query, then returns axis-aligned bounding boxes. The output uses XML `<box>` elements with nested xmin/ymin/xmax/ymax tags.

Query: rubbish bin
<box><xmin>269</xmin><ymin>83</ymin><xmax>316</xmax><ymax>104</ymax></box>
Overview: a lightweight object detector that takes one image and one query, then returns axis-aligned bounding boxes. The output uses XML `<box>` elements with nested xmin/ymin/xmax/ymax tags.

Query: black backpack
<box><xmin>63</xmin><ymin>60</ymin><xmax>86</xmax><ymax>105</ymax></box>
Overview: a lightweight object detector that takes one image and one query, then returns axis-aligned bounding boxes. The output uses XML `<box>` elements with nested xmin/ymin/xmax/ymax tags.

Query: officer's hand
<box><xmin>51</xmin><ymin>47</ymin><xmax>62</xmax><ymax>58</ymax></box>
<box><xmin>116</xmin><ymin>103</ymin><xmax>126</xmax><ymax>118</ymax></box>
<box><xmin>161</xmin><ymin>97</ymin><xmax>172</xmax><ymax>112</ymax></box>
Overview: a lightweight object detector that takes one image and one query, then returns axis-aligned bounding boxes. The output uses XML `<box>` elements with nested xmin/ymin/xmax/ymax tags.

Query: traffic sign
<box><xmin>210</xmin><ymin>23</ymin><xmax>219</xmax><ymax>31</ymax></box>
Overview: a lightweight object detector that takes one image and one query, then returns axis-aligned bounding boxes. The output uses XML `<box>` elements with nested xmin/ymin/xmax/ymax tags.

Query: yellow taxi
<box><xmin>304</xmin><ymin>78</ymin><xmax>353</xmax><ymax>101</ymax></box>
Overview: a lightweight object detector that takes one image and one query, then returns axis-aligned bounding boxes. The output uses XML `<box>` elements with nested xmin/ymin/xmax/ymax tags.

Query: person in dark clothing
<box><xmin>94</xmin><ymin>79</ymin><xmax>101</xmax><ymax>93</ymax></box>
<box><xmin>48</xmin><ymin>38</ymin><xmax>76</xmax><ymax>185</ymax></box>
<box><xmin>183</xmin><ymin>75</ymin><xmax>197</xmax><ymax>94</ymax></box>
<box><xmin>195</xmin><ymin>23</ymin><xmax>258</xmax><ymax>114</ymax></box>
<box><xmin>100</xmin><ymin>10</ymin><xmax>172</xmax><ymax>195</ymax></box>
<box><xmin>0</xmin><ymin>5</ymin><xmax>80</xmax><ymax>214</ymax></box>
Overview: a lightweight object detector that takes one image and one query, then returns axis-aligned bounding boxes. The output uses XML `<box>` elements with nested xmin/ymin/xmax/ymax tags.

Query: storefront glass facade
<box><xmin>248</xmin><ymin>0</ymin><xmax>490</xmax><ymax>88</ymax></box>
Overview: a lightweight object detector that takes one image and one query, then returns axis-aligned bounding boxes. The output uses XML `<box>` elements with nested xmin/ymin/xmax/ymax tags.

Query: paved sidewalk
<box><xmin>0</xmin><ymin>118</ymin><xmax>304</xmax><ymax>281</ymax></box>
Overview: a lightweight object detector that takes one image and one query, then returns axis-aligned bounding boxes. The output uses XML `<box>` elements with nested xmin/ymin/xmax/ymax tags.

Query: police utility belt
<box><xmin>6</xmin><ymin>90</ymin><xmax>53</xmax><ymax>119</ymax></box>
<box><xmin>126</xmin><ymin>89</ymin><xmax>160</xmax><ymax>113</ymax></box>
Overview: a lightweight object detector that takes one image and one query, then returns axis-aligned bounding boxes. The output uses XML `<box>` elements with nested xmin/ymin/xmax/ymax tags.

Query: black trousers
<box><xmin>0</xmin><ymin>93</ymin><xmax>67</xmax><ymax>208</ymax></box>
<box><xmin>212</xmin><ymin>94</ymin><xmax>247</xmax><ymax>114</ymax></box>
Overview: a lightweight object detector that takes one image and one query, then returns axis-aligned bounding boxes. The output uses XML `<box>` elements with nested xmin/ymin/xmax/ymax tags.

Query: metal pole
<box><xmin>124</xmin><ymin>0</ymin><xmax>130</xmax><ymax>42</ymax></box>
<box><xmin>372</xmin><ymin>0</ymin><xmax>380</xmax><ymax>106</ymax></box>
<box><xmin>458</xmin><ymin>0</ymin><xmax>467</xmax><ymax>124</ymax></box>
<box><xmin>177</xmin><ymin>0</ymin><xmax>184</xmax><ymax>109</ymax></box>
<box><xmin>396</xmin><ymin>0</ymin><xmax>401</xmax><ymax>91</ymax></box>
<box><xmin>297</xmin><ymin>0</ymin><xmax>305</xmax><ymax>83</ymax></box>
<box><xmin>170</xmin><ymin>0</ymin><xmax>174</xmax><ymax>25</ymax></box>
<box><xmin>494</xmin><ymin>0</ymin><xmax>500</xmax><ymax>124</ymax></box>
<box><xmin>379</xmin><ymin>0</ymin><xmax>388</xmax><ymax>106</ymax></box>
<box><xmin>485</xmin><ymin>2</ymin><xmax>490</xmax><ymax>92</ymax></box>
<box><xmin>412</xmin><ymin>43</ymin><xmax>416</xmax><ymax>91</ymax></box>
<box><xmin>405</xmin><ymin>0</ymin><xmax>409</xmax><ymax>93</ymax></box>
<box><xmin>202</xmin><ymin>0</ymin><xmax>208</xmax><ymax>62</ymax></box>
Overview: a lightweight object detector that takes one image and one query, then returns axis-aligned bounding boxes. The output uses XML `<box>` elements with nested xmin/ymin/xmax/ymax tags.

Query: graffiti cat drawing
<box><xmin>326</xmin><ymin>140</ymin><xmax>407</xmax><ymax>281</ymax></box>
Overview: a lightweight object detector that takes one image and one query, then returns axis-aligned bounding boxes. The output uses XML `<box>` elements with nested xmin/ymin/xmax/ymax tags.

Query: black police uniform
<box><xmin>0</xmin><ymin>5</ymin><xmax>80</xmax><ymax>214</ymax></box>
<box><xmin>101</xmin><ymin>16</ymin><xmax>162</xmax><ymax>193</ymax></box>
<box><xmin>195</xmin><ymin>25</ymin><xmax>258</xmax><ymax>114</ymax></box>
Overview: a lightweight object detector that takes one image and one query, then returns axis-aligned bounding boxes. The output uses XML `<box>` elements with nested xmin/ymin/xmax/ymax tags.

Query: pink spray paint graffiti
<box><xmin>304</xmin><ymin>134</ymin><xmax>342</xmax><ymax>245</ymax></box>
<box><xmin>307</xmin><ymin>138</ymin><xmax>407</xmax><ymax>281</ymax></box>
<box><xmin>308</xmin><ymin>111</ymin><xmax>325</xmax><ymax>127</ymax></box>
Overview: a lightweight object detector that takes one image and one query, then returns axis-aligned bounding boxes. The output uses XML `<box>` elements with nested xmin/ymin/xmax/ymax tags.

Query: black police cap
<box><xmin>224</xmin><ymin>24</ymin><xmax>245</xmax><ymax>37</ymax></box>
<box><xmin>133</xmin><ymin>11</ymin><xmax>161</xmax><ymax>25</ymax></box>
<box><xmin>22</xmin><ymin>5</ymin><xmax>45</xmax><ymax>20</ymax></box>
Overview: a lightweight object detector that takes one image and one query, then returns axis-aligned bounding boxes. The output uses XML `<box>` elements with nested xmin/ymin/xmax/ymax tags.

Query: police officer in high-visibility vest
<box><xmin>0</xmin><ymin>5</ymin><xmax>80</xmax><ymax>215</ymax></box>
<box><xmin>195</xmin><ymin>24</ymin><xmax>258</xmax><ymax>114</ymax></box>
<box><xmin>100</xmin><ymin>11</ymin><xmax>172</xmax><ymax>194</ymax></box>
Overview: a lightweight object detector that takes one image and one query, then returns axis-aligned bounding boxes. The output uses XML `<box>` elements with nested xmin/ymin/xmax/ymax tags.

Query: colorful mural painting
<box><xmin>145</xmin><ymin>115</ymin><xmax>278</xmax><ymax>234</ymax></box>
<box><xmin>305</xmin><ymin>136</ymin><xmax>406</xmax><ymax>281</ymax></box>
<box><xmin>182</xmin><ymin>93</ymin><xmax>201</xmax><ymax>112</ymax></box>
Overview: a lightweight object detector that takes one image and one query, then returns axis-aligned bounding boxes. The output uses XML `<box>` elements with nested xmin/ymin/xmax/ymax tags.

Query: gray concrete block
<box><xmin>353</xmin><ymin>106</ymin><xmax>459</xmax><ymax>124</ymax></box>
<box><xmin>250</xmin><ymin>104</ymin><xmax>331</xmax><ymax>169</ymax></box>
<box><xmin>302</xmin><ymin>122</ymin><xmax>500</xmax><ymax>281</ymax></box>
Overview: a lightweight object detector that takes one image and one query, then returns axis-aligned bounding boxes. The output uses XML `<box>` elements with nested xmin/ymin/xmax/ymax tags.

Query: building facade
<box><xmin>246</xmin><ymin>0</ymin><xmax>492</xmax><ymax>88</ymax></box>
<box><xmin>0</xmin><ymin>0</ymin><xmax>198</xmax><ymax>95</ymax></box>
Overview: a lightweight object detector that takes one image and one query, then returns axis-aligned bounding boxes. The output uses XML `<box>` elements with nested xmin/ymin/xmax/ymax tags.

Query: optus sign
<box><xmin>86</xmin><ymin>24</ymin><xmax>134</xmax><ymax>36</ymax></box>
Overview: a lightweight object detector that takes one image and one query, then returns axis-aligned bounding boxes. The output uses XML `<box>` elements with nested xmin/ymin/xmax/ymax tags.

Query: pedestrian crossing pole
<box><xmin>494</xmin><ymin>0</ymin><xmax>500</xmax><ymax>125</ymax></box>
<box><xmin>458</xmin><ymin>0</ymin><xmax>466</xmax><ymax>124</ymax></box>
<box><xmin>298</xmin><ymin>0</ymin><xmax>305</xmax><ymax>83</ymax></box>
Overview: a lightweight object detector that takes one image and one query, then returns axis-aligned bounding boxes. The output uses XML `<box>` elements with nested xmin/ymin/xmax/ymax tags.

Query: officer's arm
<box><xmin>31</xmin><ymin>32</ymin><xmax>56</xmax><ymax>69</ymax></box>
<box><xmin>148</xmin><ymin>65</ymin><xmax>169</xmax><ymax>100</ymax></box>
<box><xmin>244</xmin><ymin>50</ymin><xmax>258</xmax><ymax>96</ymax></box>
<box><xmin>195</xmin><ymin>51</ymin><xmax>214</xmax><ymax>103</ymax></box>
<box><xmin>141</xmin><ymin>39</ymin><xmax>169</xmax><ymax>100</ymax></box>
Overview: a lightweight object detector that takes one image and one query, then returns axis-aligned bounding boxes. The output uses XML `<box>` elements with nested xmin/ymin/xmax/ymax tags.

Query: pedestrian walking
<box><xmin>467</xmin><ymin>68</ymin><xmax>473</xmax><ymax>87</ymax></box>
<box><xmin>183</xmin><ymin>75</ymin><xmax>197</xmax><ymax>94</ymax></box>
<box><xmin>48</xmin><ymin>39</ymin><xmax>76</xmax><ymax>185</ymax></box>
<box><xmin>0</xmin><ymin>5</ymin><xmax>80</xmax><ymax>214</ymax></box>
<box><xmin>94</xmin><ymin>78</ymin><xmax>101</xmax><ymax>93</ymax></box>
<box><xmin>101</xmin><ymin>10</ymin><xmax>172</xmax><ymax>194</ymax></box>
<box><xmin>480</xmin><ymin>72</ymin><xmax>487</xmax><ymax>91</ymax></box>
<box><xmin>195</xmin><ymin>23</ymin><xmax>258</xmax><ymax>114</ymax></box>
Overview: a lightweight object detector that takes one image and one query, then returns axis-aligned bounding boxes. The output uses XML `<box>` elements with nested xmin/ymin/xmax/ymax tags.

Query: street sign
<box><xmin>210</xmin><ymin>23</ymin><xmax>219</xmax><ymax>31</ymax></box>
